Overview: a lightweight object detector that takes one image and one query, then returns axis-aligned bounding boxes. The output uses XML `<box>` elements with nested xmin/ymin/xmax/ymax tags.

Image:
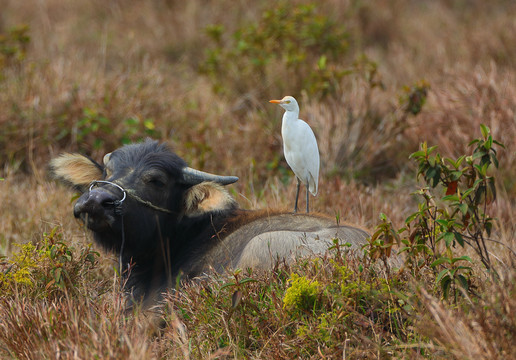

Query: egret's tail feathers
<box><xmin>308</xmin><ymin>175</ymin><xmax>318</xmax><ymax>196</ymax></box>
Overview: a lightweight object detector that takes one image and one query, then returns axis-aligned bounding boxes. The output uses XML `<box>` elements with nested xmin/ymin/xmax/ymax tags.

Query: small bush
<box><xmin>0</xmin><ymin>227</ymin><xmax>101</xmax><ymax>299</ymax></box>
<box><xmin>366</xmin><ymin>124</ymin><xmax>509</xmax><ymax>301</ymax></box>
<box><xmin>200</xmin><ymin>1</ymin><xmax>350</xmax><ymax>99</ymax></box>
<box><xmin>0</xmin><ymin>24</ymin><xmax>30</xmax><ymax>76</ymax></box>
<box><xmin>283</xmin><ymin>273</ymin><xmax>322</xmax><ymax>314</ymax></box>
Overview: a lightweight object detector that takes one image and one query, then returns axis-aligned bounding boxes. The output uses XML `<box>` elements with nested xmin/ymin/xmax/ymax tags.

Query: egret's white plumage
<box><xmin>270</xmin><ymin>96</ymin><xmax>320</xmax><ymax>213</ymax></box>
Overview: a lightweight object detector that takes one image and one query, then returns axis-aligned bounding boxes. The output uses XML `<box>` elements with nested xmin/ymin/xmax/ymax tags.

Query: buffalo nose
<box><xmin>74</xmin><ymin>188</ymin><xmax>119</xmax><ymax>218</ymax></box>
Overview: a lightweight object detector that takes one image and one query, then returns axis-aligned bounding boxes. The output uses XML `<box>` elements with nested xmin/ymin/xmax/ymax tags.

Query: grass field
<box><xmin>1</xmin><ymin>0</ymin><xmax>515</xmax><ymax>358</ymax></box>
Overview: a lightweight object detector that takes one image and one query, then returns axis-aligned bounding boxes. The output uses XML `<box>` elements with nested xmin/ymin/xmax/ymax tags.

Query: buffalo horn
<box><xmin>180</xmin><ymin>167</ymin><xmax>238</xmax><ymax>185</ymax></box>
<box><xmin>103</xmin><ymin>152</ymin><xmax>111</xmax><ymax>165</ymax></box>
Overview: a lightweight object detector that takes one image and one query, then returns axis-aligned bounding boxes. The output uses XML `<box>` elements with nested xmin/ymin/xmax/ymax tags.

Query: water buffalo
<box><xmin>50</xmin><ymin>139</ymin><xmax>370</xmax><ymax>305</ymax></box>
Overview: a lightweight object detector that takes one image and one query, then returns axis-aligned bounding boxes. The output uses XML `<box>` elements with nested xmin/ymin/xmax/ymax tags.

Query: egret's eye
<box><xmin>286</xmin><ymin>100</ymin><xmax>291</xmax><ymax>104</ymax></box>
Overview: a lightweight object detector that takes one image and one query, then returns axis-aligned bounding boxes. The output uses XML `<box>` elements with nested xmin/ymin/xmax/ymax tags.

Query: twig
<box><xmin>461</xmin><ymin>234</ymin><xmax>516</xmax><ymax>258</ymax></box>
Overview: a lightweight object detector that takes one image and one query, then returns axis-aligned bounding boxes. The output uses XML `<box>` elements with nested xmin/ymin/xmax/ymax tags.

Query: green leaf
<box><xmin>481</xmin><ymin>162</ymin><xmax>490</xmax><ymax>176</ymax></box>
<box><xmin>425</xmin><ymin>166</ymin><xmax>441</xmax><ymax>187</ymax></box>
<box><xmin>317</xmin><ymin>55</ymin><xmax>327</xmax><ymax>70</ymax></box>
<box><xmin>454</xmin><ymin>232</ymin><xmax>465</xmax><ymax>247</ymax></box>
<box><xmin>490</xmin><ymin>152</ymin><xmax>499</xmax><ymax>168</ymax></box>
<box><xmin>472</xmin><ymin>150</ymin><xmax>487</xmax><ymax>161</ymax></box>
<box><xmin>398</xmin><ymin>246</ymin><xmax>410</xmax><ymax>253</ymax></box>
<box><xmin>458</xmin><ymin>203</ymin><xmax>468</xmax><ymax>215</ymax></box>
<box><xmin>450</xmin><ymin>171</ymin><xmax>463</xmax><ymax>181</ymax></box>
<box><xmin>405</xmin><ymin>212</ymin><xmax>418</xmax><ymax>224</ymax></box>
<box><xmin>485</xmin><ymin>135</ymin><xmax>493</xmax><ymax>150</ymax></box>
<box><xmin>485</xmin><ymin>221</ymin><xmax>493</xmax><ymax>237</ymax></box>
<box><xmin>436</xmin><ymin>269</ymin><xmax>450</xmax><ymax>283</ymax></box>
<box><xmin>444</xmin><ymin>157</ymin><xmax>457</xmax><ymax>168</ymax></box>
<box><xmin>493</xmin><ymin>139</ymin><xmax>505</xmax><ymax>148</ymax></box>
<box><xmin>98</xmin><ymin>116</ymin><xmax>110</xmax><ymax>125</ymax></box>
<box><xmin>144</xmin><ymin>119</ymin><xmax>155</xmax><ymax>130</ymax></box>
<box><xmin>472</xmin><ymin>178</ymin><xmax>484</xmax><ymax>189</ymax></box>
<box><xmin>455</xmin><ymin>155</ymin><xmax>466</xmax><ymax>168</ymax></box>
<box><xmin>451</xmin><ymin>255</ymin><xmax>472</xmax><ymax>264</ymax></box>
<box><xmin>239</xmin><ymin>278</ymin><xmax>258</xmax><ymax>285</ymax></box>
<box><xmin>488</xmin><ymin>177</ymin><xmax>497</xmax><ymax>201</ymax></box>
<box><xmin>443</xmin><ymin>232</ymin><xmax>455</xmax><ymax>247</ymax></box>
<box><xmin>431</xmin><ymin>257</ymin><xmax>451</xmax><ymax>267</ymax></box>
<box><xmin>441</xmin><ymin>276</ymin><xmax>452</xmax><ymax>299</ymax></box>
<box><xmin>442</xmin><ymin>194</ymin><xmax>460</xmax><ymax>202</ymax></box>
<box><xmin>462</xmin><ymin>187</ymin><xmax>475</xmax><ymax>197</ymax></box>
<box><xmin>428</xmin><ymin>145</ymin><xmax>438</xmax><ymax>154</ymax></box>
<box><xmin>456</xmin><ymin>265</ymin><xmax>472</xmax><ymax>271</ymax></box>
<box><xmin>456</xmin><ymin>274</ymin><xmax>469</xmax><ymax>291</ymax></box>
<box><xmin>220</xmin><ymin>282</ymin><xmax>236</xmax><ymax>290</ymax></box>
<box><xmin>480</xmin><ymin>124</ymin><xmax>489</xmax><ymax>139</ymax></box>
<box><xmin>448</xmin><ymin>267</ymin><xmax>458</xmax><ymax>277</ymax></box>
<box><xmin>435</xmin><ymin>219</ymin><xmax>448</xmax><ymax>226</ymax></box>
<box><xmin>409</xmin><ymin>150</ymin><xmax>426</xmax><ymax>159</ymax></box>
<box><xmin>86</xmin><ymin>253</ymin><xmax>97</xmax><ymax>264</ymax></box>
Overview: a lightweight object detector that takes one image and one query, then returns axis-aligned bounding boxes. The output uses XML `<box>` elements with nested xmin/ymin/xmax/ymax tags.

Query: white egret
<box><xmin>269</xmin><ymin>96</ymin><xmax>319</xmax><ymax>213</ymax></box>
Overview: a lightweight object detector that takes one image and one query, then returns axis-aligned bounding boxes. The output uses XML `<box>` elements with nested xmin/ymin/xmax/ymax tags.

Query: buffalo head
<box><xmin>50</xmin><ymin>140</ymin><xmax>239</xmax><ymax>295</ymax></box>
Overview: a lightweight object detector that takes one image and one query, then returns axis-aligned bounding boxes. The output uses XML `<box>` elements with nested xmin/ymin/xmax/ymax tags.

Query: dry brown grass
<box><xmin>0</xmin><ymin>292</ymin><xmax>159</xmax><ymax>359</ymax></box>
<box><xmin>414</xmin><ymin>271</ymin><xmax>516</xmax><ymax>360</ymax></box>
<box><xmin>1</xmin><ymin>0</ymin><xmax>515</xmax><ymax>358</ymax></box>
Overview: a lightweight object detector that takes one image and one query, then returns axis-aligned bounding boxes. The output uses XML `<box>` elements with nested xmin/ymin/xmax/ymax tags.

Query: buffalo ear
<box><xmin>49</xmin><ymin>153</ymin><xmax>104</xmax><ymax>190</ymax></box>
<box><xmin>183</xmin><ymin>182</ymin><xmax>237</xmax><ymax>217</ymax></box>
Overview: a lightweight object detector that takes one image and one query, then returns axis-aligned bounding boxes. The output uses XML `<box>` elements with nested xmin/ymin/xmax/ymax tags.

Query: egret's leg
<box><xmin>294</xmin><ymin>178</ymin><xmax>301</xmax><ymax>213</ymax></box>
<box><xmin>306</xmin><ymin>185</ymin><xmax>310</xmax><ymax>213</ymax></box>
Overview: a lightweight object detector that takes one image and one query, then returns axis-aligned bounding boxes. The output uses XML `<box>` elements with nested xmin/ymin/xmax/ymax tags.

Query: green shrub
<box><xmin>200</xmin><ymin>2</ymin><xmax>350</xmax><ymax>99</ymax></box>
<box><xmin>366</xmin><ymin>124</ymin><xmax>506</xmax><ymax>300</ymax></box>
<box><xmin>283</xmin><ymin>273</ymin><xmax>322</xmax><ymax>314</ymax></box>
<box><xmin>0</xmin><ymin>24</ymin><xmax>30</xmax><ymax>76</ymax></box>
<box><xmin>54</xmin><ymin>106</ymin><xmax>161</xmax><ymax>152</ymax></box>
<box><xmin>0</xmin><ymin>227</ymin><xmax>100</xmax><ymax>299</ymax></box>
<box><xmin>400</xmin><ymin>80</ymin><xmax>430</xmax><ymax>116</ymax></box>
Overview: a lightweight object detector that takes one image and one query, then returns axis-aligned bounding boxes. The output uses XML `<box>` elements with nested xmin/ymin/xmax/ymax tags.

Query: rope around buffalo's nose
<box><xmin>88</xmin><ymin>180</ymin><xmax>172</xmax><ymax>214</ymax></box>
<box><xmin>88</xmin><ymin>180</ymin><xmax>127</xmax><ymax>272</ymax></box>
<box><xmin>88</xmin><ymin>180</ymin><xmax>172</xmax><ymax>274</ymax></box>
<box><xmin>124</xmin><ymin>189</ymin><xmax>172</xmax><ymax>214</ymax></box>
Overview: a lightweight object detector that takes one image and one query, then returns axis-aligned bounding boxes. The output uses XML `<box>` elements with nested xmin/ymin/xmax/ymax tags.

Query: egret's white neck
<box><xmin>281</xmin><ymin>109</ymin><xmax>299</xmax><ymax>139</ymax></box>
<box><xmin>282</xmin><ymin>108</ymin><xmax>299</xmax><ymax>123</ymax></box>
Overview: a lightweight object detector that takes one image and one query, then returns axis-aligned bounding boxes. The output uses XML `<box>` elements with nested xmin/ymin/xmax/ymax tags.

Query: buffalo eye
<box><xmin>150</xmin><ymin>179</ymin><xmax>165</xmax><ymax>188</ymax></box>
<box><xmin>143</xmin><ymin>174</ymin><xmax>167</xmax><ymax>188</ymax></box>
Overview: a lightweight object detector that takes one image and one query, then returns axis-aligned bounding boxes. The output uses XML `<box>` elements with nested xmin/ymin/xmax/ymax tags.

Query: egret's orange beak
<box><xmin>269</xmin><ymin>99</ymin><xmax>282</xmax><ymax>104</ymax></box>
